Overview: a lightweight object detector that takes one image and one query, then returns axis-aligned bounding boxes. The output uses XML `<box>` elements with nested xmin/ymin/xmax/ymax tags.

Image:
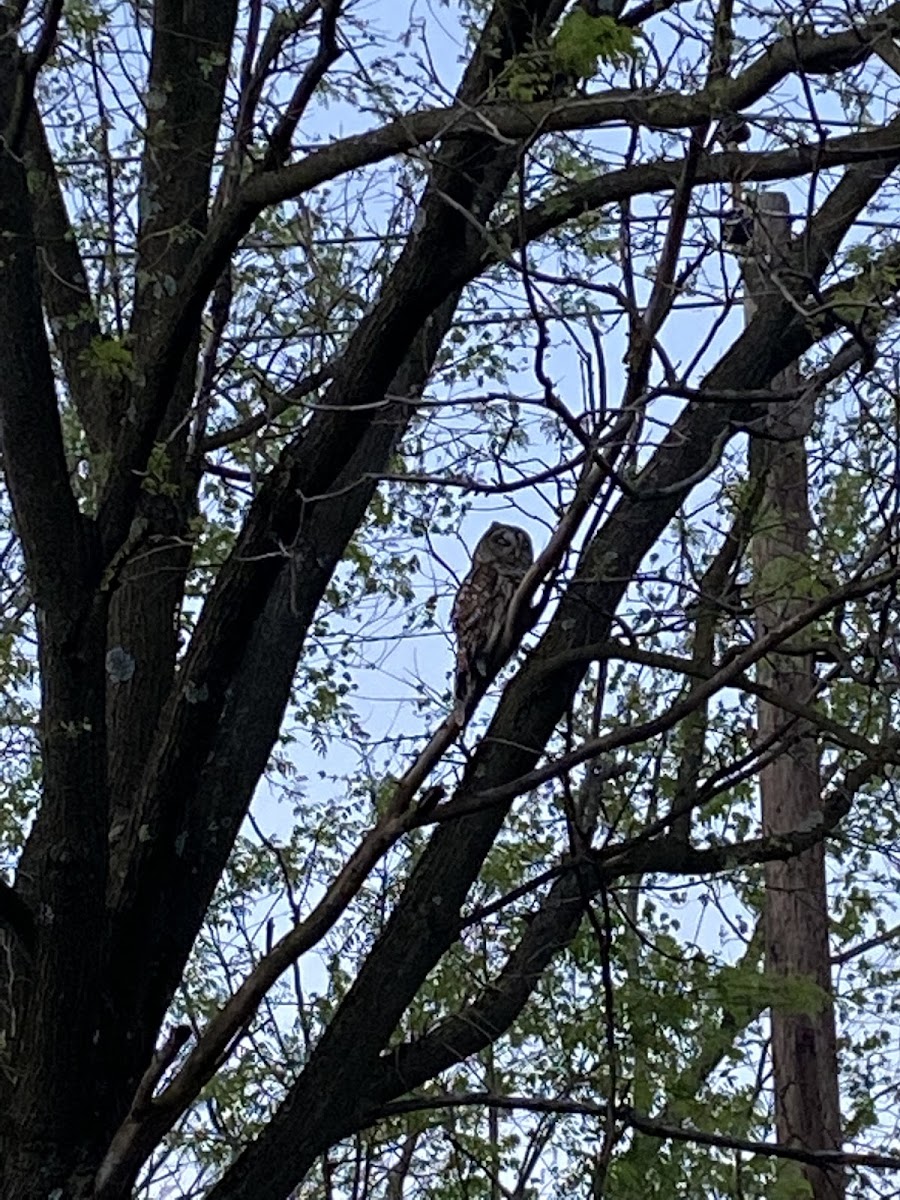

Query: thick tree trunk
<box><xmin>4</xmin><ymin>6</ymin><xmax>899</xmax><ymax>1197</ymax></box>
<box><xmin>747</xmin><ymin>193</ymin><xmax>844</xmax><ymax>1200</ymax></box>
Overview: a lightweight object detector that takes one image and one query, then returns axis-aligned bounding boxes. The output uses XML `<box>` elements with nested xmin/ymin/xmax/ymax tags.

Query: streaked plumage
<box><xmin>451</xmin><ymin>523</ymin><xmax>533</xmax><ymax>718</ymax></box>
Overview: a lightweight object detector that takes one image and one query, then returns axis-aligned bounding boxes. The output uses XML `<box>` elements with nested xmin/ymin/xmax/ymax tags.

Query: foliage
<box><xmin>3</xmin><ymin>2</ymin><xmax>900</xmax><ymax>1200</ymax></box>
<box><xmin>552</xmin><ymin>10</ymin><xmax>641</xmax><ymax>78</ymax></box>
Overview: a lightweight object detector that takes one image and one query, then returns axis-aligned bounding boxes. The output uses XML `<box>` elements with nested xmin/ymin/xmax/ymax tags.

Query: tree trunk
<box><xmin>747</xmin><ymin>192</ymin><xmax>844</xmax><ymax>1200</ymax></box>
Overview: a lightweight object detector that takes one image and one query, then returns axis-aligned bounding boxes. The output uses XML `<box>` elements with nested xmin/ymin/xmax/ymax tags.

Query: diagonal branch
<box><xmin>22</xmin><ymin>103</ymin><xmax>109</xmax><ymax>450</ymax></box>
<box><xmin>263</xmin><ymin>0</ymin><xmax>343</xmax><ymax>169</ymax></box>
<box><xmin>197</xmin><ymin>135</ymin><xmax>900</xmax><ymax>1200</ymax></box>
<box><xmin>203</xmin><ymin>125</ymin><xmax>900</xmax><ymax>455</ymax></box>
<box><xmin>374</xmin><ymin>1091</ymin><xmax>900</xmax><ymax>1175</ymax></box>
<box><xmin>95</xmin><ymin>6</ymin><xmax>900</xmax><ymax>555</ymax></box>
<box><xmin>622</xmin><ymin>1107</ymin><xmax>900</xmax><ymax>1174</ymax></box>
<box><xmin>96</xmin><ymin>2</ymin><xmax>616</xmax><ymax>1193</ymax></box>
<box><xmin>237</xmin><ymin>14</ymin><xmax>898</xmax><ymax>212</ymax></box>
<box><xmin>5</xmin><ymin>0</ymin><xmax>63</xmax><ymax>153</ymax></box>
<box><xmin>322</xmin><ymin>749</ymin><xmax>873</xmax><ymax>1148</ymax></box>
<box><xmin>459</xmin><ymin>563</ymin><xmax>900</xmax><ymax>812</ymax></box>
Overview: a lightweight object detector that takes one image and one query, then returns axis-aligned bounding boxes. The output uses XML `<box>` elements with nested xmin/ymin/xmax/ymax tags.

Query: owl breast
<box><xmin>451</xmin><ymin>523</ymin><xmax>533</xmax><ymax>718</ymax></box>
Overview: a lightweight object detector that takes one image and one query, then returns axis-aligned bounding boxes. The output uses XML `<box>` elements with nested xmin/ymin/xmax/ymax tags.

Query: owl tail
<box><xmin>453</xmin><ymin>668</ymin><xmax>472</xmax><ymax>725</ymax></box>
<box><xmin>453</xmin><ymin>655</ymin><xmax>489</xmax><ymax>725</ymax></box>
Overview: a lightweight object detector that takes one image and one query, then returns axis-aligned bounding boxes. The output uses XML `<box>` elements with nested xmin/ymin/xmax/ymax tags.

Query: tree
<box><xmin>746</xmin><ymin>193</ymin><xmax>843</xmax><ymax>1200</ymax></box>
<box><xmin>3</xmin><ymin>0</ymin><xmax>900</xmax><ymax>1197</ymax></box>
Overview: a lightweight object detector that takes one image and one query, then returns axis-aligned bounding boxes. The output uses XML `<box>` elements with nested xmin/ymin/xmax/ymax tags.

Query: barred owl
<box><xmin>451</xmin><ymin>523</ymin><xmax>534</xmax><ymax>719</ymax></box>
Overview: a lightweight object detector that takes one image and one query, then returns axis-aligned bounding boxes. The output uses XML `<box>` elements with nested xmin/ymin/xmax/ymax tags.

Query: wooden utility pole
<box><xmin>743</xmin><ymin>191</ymin><xmax>845</xmax><ymax>1200</ymax></box>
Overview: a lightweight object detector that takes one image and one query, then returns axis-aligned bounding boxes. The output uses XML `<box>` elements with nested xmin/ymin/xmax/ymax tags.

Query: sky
<box><xmin>166</xmin><ymin>0</ymin><xmax>899</xmax><ymax>989</ymax></box>
<box><xmin>19</xmin><ymin>0</ymin><xmax>900</xmax><ymax>1187</ymax></box>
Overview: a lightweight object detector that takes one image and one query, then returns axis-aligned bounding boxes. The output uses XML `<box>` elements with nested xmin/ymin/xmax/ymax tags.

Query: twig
<box><xmin>200</xmin><ymin>365</ymin><xmax>332</xmax><ymax>452</ymax></box>
<box><xmin>375</xmin><ymin>1090</ymin><xmax>900</xmax><ymax>1173</ymax></box>
<box><xmin>130</xmin><ymin>1026</ymin><xmax>191</xmax><ymax>1121</ymax></box>
<box><xmin>466</xmin><ymin>563</ymin><xmax>900</xmax><ymax>810</ymax></box>
<box><xmin>264</xmin><ymin>0</ymin><xmax>343</xmax><ymax>169</ymax></box>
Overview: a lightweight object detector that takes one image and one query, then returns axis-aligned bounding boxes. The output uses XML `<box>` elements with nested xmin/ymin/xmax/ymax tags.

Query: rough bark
<box><xmin>747</xmin><ymin>194</ymin><xmax>844</xmax><ymax>1200</ymax></box>
<box><xmin>0</xmin><ymin>34</ymin><xmax>108</xmax><ymax>1196</ymax></box>
<box><xmin>102</xmin><ymin>0</ymin><xmax>238</xmax><ymax>862</ymax></box>
<box><xmin>198</xmin><ymin>261</ymin><xmax>851</xmax><ymax>1200</ymax></box>
<box><xmin>0</xmin><ymin>3</ymin><xmax>898</xmax><ymax>1197</ymax></box>
<box><xmin>97</xmin><ymin>0</ymin><xmax>572</xmax><ymax>1173</ymax></box>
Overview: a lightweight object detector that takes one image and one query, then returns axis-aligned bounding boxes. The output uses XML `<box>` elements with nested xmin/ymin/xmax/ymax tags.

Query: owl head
<box><xmin>473</xmin><ymin>523</ymin><xmax>534</xmax><ymax>572</ymax></box>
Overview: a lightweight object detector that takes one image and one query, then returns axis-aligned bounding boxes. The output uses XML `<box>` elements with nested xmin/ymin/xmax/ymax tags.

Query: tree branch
<box><xmin>202</xmin><ymin>125</ymin><xmax>900</xmax><ymax>454</ymax></box>
<box><xmin>97</xmin><ymin>82</ymin><xmax>532</xmax><ymax>1180</ymax></box>
<box><xmin>95</xmin><ymin>5</ymin><xmax>900</xmax><ymax>551</ymax></box>
<box><xmin>198</xmin><ymin>132</ymin><xmax>900</xmax><ymax>1200</ymax></box>
<box><xmin>21</xmin><ymin>103</ymin><xmax>109</xmax><ymax>450</ymax></box>
<box><xmin>327</xmin><ymin>753</ymin><xmax>867</xmax><ymax>1145</ymax></box>
<box><xmin>0</xmin><ymin>111</ymin><xmax>109</xmax><ymax>1192</ymax></box>
<box><xmin>0</xmin><ymin>878</ymin><xmax>35</xmax><ymax>953</ymax></box>
<box><xmin>263</xmin><ymin>0</ymin><xmax>343</xmax><ymax>169</ymax></box>
<box><xmin>5</xmin><ymin>0</ymin><xmax>63</xmax><ymax>153</ymax></box>
<box><xmin>0</xmin><ymin>89</ymin><xmax>95</xmax><ymax>625</ymax></box>
<box><xmin>239</xmin><ymin>16</ymin><xmax>898</xmax><ymax>213</ymax></box>
<box><xmin>373</xmin><ymin>1092</ymin><xmax>900</xmax><ymax>1174</ymax></box>
<box><xmin>458</xmin><ymin>563</ymin><xmax>900</xmax><ymax>812</ymax></box>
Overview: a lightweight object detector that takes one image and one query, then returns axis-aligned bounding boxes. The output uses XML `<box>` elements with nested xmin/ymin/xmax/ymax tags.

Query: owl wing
<box><xmin>451</xmin><ymin>563</ymin><xmax>513</xmax><ymax>706</ymax></box>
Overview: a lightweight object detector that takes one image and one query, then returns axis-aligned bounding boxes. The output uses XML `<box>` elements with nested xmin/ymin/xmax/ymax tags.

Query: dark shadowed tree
<box><xmin>3</xmin><ymin>1</ymin><xmax>900</xmax><ymax>1198</ymax></box>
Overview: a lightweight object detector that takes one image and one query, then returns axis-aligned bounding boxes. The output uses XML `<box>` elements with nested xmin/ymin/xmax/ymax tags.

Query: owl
<box><xmin>451</xmin><ymin>523</ymin><xmax>534</xmax><ymax>719</ymax></box>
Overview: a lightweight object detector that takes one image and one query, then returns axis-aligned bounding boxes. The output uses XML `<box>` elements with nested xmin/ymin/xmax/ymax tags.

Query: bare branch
<box><xmin>6</xmin><ymin>0</ymin><xmax>63</xmax><ymax>153</ymax></box>
<box><xmin>129</xmin><ymin>1025</ymin><xmax>191</xmax><ymax>1121</ymax></box>
<box><xmin>97</xmin><ymin>9</ymin><xmax>900</xmax><ymax>541</ymax></box>
<box><xmin>263</xmin><ymin>0</ymin><xmax>343</xmax><ymax>169</ymax></box>
<box><xmin>193</xmin><ymin>127</ymin><xmax>900</xmax><ymax>457</ymax></box>
<box><xmin>462</xmin><ymin>564</ymin><xmax>900</xmax><ymax>812</ymax></box>
<box><xmin>200</xmin><ymin>364</ymin><xmax>332</xmax><ymax>453</ymax></box>
<box><xmin>22</xmin><ymin>104</ymin><xmax>109</xmax><ymax>449</ymax></box>
<box><xmin>375</xmin><ymin>1092</ymin><xmax>900</xmax><ymax>1174</ymax></box>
